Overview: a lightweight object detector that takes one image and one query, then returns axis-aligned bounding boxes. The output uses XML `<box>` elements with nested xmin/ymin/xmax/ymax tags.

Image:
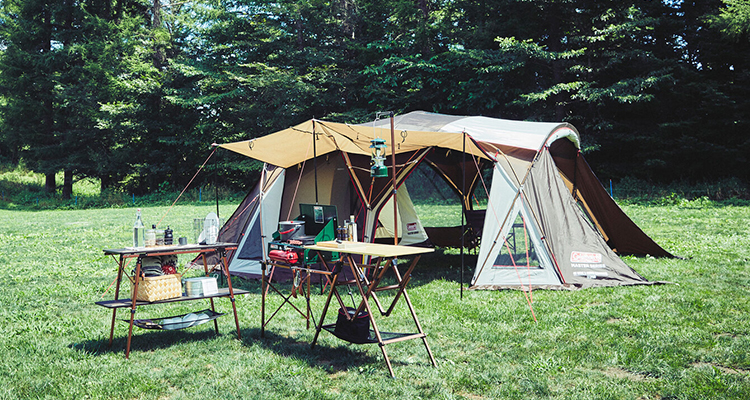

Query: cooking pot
<box><xmin>278</xmin><ymin>220</ymin><xmax>305</xmax><ymax>241</ymax></box>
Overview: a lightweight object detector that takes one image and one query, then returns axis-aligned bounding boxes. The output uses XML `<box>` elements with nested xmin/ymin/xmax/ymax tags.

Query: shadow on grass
<box><xmin>74</xmin><ymin>322</ymin><xmax>388</xmax><ymax>374</ymax></box>
<box><xmin>238</xmin><ymin>327</ymin><xmax>382</xmax><ymax>373</ymax></box>
<box><xmin>72</xmin><ymin>326</ymin><xmax>224</xmax><ymax>356</ymax></box>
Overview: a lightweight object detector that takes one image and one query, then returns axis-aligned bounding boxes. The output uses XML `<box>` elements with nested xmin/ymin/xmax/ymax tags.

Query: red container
<box><xmin>269</xmin><ymin>249</ymin><xmax>299</xmax><ymax>264</ymax></box>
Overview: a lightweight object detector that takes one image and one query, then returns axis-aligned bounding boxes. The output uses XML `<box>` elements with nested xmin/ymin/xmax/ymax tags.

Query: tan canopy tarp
<box><xmin>219</xmin><ymin>119</ymin><xmax>487</xmax><ymax>168</ymax></box>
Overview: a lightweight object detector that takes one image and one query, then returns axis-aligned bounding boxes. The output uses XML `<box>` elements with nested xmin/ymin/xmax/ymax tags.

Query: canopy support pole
<box><xmin>390</xmin><ymin>112</ymin><xmax>398</xmax><ymax>246</ymax></box>
<box><xmin>461</xmin><ymin>131</ymin><xmax>466</xmax><ymax>299</ymax></box>
<box><xmin>313</xmin><ymin>119</ymin><xmax>319</xmax><ymax>204</ymax></box>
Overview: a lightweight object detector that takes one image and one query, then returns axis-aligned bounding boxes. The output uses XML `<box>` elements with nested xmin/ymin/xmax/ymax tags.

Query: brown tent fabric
<box><xmin>550</xmin><ymin>140</ymin><xmax>673</xmax><ymax>257</ymax></box>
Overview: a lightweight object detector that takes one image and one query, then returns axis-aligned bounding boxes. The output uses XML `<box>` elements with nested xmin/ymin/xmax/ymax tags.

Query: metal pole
<box><xmin>461</xmin><ymin>131</ymin><xmax>465</xmax><ymax>299</ymax></box>
<box><xmin>390</xmin><ymin>112</ymin><xmax>398</xmax><ymax>246</ymax></box>
<box><xmin>215</xmin><ymin>150</ymin><xmax>220</xmax><ymax>219</ymax></box>
<box><xmin>312</xmin><ymin>120</ymin><xmax>319</xmax><ymax>204</ymax></box>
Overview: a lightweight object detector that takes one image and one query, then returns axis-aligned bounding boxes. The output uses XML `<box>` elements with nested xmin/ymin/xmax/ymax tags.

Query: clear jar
<box><xmin>145</xmin><ymin>228</ymin><xmax>157</xmax><ymax>247</ymax></box>
<box><xmin>155</xmin><ymin>229</ymin><xmax>165</xmax><ymax>246</ymax></box>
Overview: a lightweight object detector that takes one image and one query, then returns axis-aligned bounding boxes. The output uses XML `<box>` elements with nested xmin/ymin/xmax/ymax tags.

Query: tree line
<box><xmin>1</xmin><ymin>0</ymin><xmax>748</xmax><ymax>198</ymax></box>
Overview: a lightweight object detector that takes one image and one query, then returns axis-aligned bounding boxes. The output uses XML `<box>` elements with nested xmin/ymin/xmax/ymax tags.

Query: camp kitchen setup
<box><xmin>97</xmin><ymin>111</ymin><xmax>672</xmax><ymax>376</ymax></box>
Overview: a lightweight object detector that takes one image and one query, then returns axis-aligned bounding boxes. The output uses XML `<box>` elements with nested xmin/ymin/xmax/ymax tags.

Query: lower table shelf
<box><xmin>95</xmin><ymin>287</ymin><xmax>249</xmax><ymax>309</ymax></box>
<box><xmin>124</xmin><ymin>308</ymin><xmax>225</xmax><ymax>330</ymax></box>
<box><xmin>321</xmin><ymin>323</ymin><xmax>426</xmax><ymax>345</ymax></box>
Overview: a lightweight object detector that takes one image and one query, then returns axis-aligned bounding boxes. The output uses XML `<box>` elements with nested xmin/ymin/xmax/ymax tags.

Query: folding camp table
<box><xmin>305</xmin><ymin>241</ymin><xmax>437</xmax><ymax>378</ymax></box>
<box><xmin>97</xmin><ymin>243</ymin><xmax>247</xmax><ymax>358</ymax></box>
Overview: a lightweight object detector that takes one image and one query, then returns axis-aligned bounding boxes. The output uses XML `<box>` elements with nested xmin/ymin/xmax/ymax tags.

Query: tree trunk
<box><xmin>152</xmin><ymin>0</ymin><xmax>166</xmax><ymax>69</ymax></box>
<box><xmin>546</xmin><ymin>5</ymin><xmax>566</xmax><ymax>121</ymax></box>
<box><xmin>62</xmin><ymin>170</ymin><xmax>73</xmax><ymax>199</ymax></box>
<box><xmin>45</xmin><ymin>173</ymin><xmax>56</xmax><ymax>194</ymax></box>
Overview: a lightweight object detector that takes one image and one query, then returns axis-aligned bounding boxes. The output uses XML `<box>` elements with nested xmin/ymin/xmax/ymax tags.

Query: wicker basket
<box><xmin>131</xmin><ymin>273</ymin><xmax>182</xmax><ymax>302</ymax></box>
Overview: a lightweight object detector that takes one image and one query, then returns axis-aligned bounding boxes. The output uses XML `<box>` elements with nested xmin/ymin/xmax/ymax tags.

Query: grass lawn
<box><xmin>0</xmin><ymin>200</ymin><xmax>748</xmax><ymax>399</ymax></box>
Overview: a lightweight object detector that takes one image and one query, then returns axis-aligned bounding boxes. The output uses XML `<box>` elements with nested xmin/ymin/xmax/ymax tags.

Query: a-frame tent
<box><xmin>214</xmin><ymin>111</ymin><xmax>672</xmax><ymax>289</ymax></box>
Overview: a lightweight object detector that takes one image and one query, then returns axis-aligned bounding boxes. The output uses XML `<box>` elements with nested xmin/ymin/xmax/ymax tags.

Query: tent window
<box><xmin>492</xmin><ymin>214</ymin><xmax>541</xmax><ymax>270</ymax></box>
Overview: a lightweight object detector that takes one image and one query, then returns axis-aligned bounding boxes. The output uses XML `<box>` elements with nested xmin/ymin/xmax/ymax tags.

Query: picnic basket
<box><xmin>131</xmin><ymin>273</ymin><xmax>182</xmax><ymax>302</ymax></box>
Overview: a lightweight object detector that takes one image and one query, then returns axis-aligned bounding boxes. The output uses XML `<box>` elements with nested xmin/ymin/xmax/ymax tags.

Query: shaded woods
<box><xmin>1</xmin><ymin>0</ymin><xmax>748</xmax><ymax>197</ymax></box>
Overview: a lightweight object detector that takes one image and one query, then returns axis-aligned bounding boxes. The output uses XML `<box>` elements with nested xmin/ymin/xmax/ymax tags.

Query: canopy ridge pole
<box><xmin>156</xmin><ymin>146</ymin><xmax>218</xmax><ymax>228</ymax></box>
<box><xmin>323</xmin><ymin>121</ymin><xmax>375</xmax><ymax>148</ymax></box>
<box><xmin>461</xmin><ymin>130</ymin><xmax>466</xmax><ymax>299</ymax></box>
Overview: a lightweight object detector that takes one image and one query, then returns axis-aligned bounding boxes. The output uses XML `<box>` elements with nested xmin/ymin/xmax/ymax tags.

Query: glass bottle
<box><xmin>145</xmin><ymin>224</ymin><xmax>157</xmax><ymax>247</ymax></box>
<box><xmin>133</xmin><ymin>208</ymin><xmax>145</xmax><ymax>248</ymax></box>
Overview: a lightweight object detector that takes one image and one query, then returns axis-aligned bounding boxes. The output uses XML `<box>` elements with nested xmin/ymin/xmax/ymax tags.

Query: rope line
<box><xmin>156</xmin><ymin>147</ymin><xmax>218</xmax><ymax>228</ymax></box>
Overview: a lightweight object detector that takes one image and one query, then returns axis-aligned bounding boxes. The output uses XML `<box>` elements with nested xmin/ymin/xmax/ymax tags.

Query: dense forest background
<box><xmin>0</xmin><ymin>0</ymin><xmax>748</xmax><ymax>198</ymax></box>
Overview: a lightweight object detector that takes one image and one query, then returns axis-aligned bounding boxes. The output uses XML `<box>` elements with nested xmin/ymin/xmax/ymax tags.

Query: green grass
<box><xmin>0</xmin><ymin>200</ymin><xmax>749</xmax><ymax>399</ymax></box>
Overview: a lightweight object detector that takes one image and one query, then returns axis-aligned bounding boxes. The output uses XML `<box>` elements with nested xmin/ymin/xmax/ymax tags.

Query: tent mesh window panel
<box><xmin>492</xmin><ymin>214</ymin><xmax>541</xmax><ymax>269</ymax></box>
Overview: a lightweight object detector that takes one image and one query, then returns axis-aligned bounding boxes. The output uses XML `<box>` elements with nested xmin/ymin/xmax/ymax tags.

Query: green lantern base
<box><xmin>371</xmin><ymin>165</ymin><xmax>388</xmax><ymax>178</ymax></box>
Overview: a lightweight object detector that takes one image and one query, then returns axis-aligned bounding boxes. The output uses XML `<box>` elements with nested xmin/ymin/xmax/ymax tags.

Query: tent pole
<box><xmin>461</xmin><ymin>131</ymin><xmax>466</xmax><ymax>299</ymax></box>
<box><xmin>390</xmin><ymin>112</ymin><xmax>398</xmax><ymax>246</ymax></box>
<box><xmin>259</xmin><ymin>165</ymin><xmax>267</xmax><ymax>278</ymax></box>
<box><xmin>313</xmin><ymin>119</ymin><xmax>319</xmax><ymax>204</ymax></box>
<box><xmin>215</xmin><ymin>148</ymin><xmax>220</xmax><ymax>219</ymax></box>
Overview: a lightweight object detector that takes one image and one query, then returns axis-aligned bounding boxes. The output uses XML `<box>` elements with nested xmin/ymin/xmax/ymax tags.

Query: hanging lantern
<box><xmin>370</xmin><ymin>138</ymin><xmax>388</xmax><ymax>178</ymax></box>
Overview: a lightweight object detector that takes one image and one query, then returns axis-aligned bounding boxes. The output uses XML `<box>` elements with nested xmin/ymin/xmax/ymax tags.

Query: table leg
<box><xmin>343</xmin><ymin>254</ymin><xmax>399</xmax><ymax>376</ymax></box>
<box><xmin>220</xmin><ymin>249</ymin><xmax>241</xmax><ymax>340</ymax></box>
<box><xmin>402</xmin><ymin>286</ymin><xmax>437</xmax><ymax>368</ymax></box>
<box><xmin>109</xmin><ymin>255</ymin><xmax>124</xmax><ymax>347</ymax></box>
<box><xmin>384</xmin><ymin>256</ymin><xmax>420</xmax><ymax>316</ymax></box>
<box><xmin>353</xmin><ymin>257</ymin><xmax>391</xmax><ymax>317</ymax></box>
<box><xmin>305</xmin><ymin>272</ymin><xmax>311</xmax><ymax>330</ymax></box>
<box><xmin>380</xmin><ymin>343</ymin><xmax>396</xmax><ymax>378</ymax></box>
<box><xmin>384</xmin><ymin>256</ymin><xmax>436</xmax><ymax>368</ymax></box>
<box><xmin>261</xmin><ymin>262</ymin><xmax>267</xmax><ymax>338</ymax></box>
<box><xmin>126</xmin><ymin>256</ymin><xmax>143</xmax><ymax>359</ymax></box>
<box><xmin>311</xmin><ymin>262</ymin><xmax>342</xmax><ymax>349</ymax></box>
<box><xmin>201</xmin><ymin>253</ymin><xmax>219</xmax><ymax>334</ymax></box>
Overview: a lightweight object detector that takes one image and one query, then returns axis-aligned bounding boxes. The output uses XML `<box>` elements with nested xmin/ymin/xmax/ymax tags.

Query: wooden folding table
<box><xmin>306</xmin><ymin>241</ymin><xmax>437</xmax><ymax>378</ymax></box>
